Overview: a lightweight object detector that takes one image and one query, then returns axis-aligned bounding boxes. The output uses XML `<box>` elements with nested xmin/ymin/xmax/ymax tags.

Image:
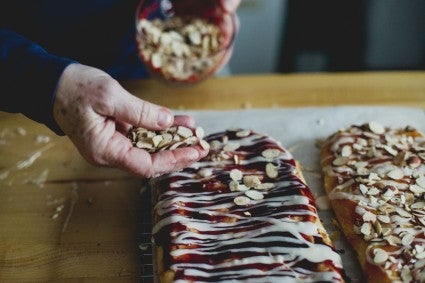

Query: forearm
<box><xmin>0</xmin><ymin>29</ymin><xmax>76</xmax><ymax>134</ymax></box>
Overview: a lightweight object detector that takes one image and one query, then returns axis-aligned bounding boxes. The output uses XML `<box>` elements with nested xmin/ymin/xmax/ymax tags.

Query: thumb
<box><xmin>110</xmin><ymin>86</ymin><xmax>174</xmax><ymax>130</ymax></box>
<box><xmin>221</xmin><ymin>0</ymin><xmax>241</xmax><ymax>13</ymax></box>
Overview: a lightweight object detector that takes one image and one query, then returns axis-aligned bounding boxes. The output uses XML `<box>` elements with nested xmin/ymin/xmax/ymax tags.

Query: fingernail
<box><xmin>187</xmin><ymin>149</ymin><xmax>200</xmax><ymax>161</ymax></box>
<box><xmin>158</xmin><ymin>110</ymin><xmax>172</xmax><ymax>128</ymax></box>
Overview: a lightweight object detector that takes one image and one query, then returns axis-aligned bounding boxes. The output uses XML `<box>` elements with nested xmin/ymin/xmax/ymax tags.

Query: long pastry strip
<box><xmin>151</xmin><ymin>129</ymin><xmax>345</xmax><ymax>283</ymax></box>
<box><xmin>321</xmin><ymin>122</ymin><xmax>425</xmax><ymax>283</ymax></box>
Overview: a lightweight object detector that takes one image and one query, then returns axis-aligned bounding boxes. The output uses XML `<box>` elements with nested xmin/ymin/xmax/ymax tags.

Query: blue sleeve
<box><xmin>0</xmin><ymin>29</ymin><xmax>76</xmax><ymax>135</ymax></box>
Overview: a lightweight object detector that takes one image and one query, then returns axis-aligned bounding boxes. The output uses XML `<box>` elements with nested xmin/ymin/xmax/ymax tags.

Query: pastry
<box><xmin>151</xmin><ymin>129</ymin><xmax>345</xmax><ymax>282</ymax></box>
<box><xmin>321</xmin><ymin>122</ymin><xmax>425</xmax><ymax>283</ymax></box>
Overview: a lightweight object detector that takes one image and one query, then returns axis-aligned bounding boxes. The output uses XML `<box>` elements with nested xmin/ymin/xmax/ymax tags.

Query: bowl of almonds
<box><xmin>135</xmin><ymin>0</ymin><xmax>237</xmax><ymax>85</ymax></box>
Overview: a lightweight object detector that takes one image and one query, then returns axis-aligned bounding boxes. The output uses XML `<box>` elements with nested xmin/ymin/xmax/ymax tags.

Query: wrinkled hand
<box><xmin>54</xmin><ymin>63</ymin><xmax>208</xmax><ymax>177</ymax></box>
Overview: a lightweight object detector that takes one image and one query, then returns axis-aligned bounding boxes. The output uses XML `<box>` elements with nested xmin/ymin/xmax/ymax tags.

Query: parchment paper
<box><xmin>176</xmin><ymin>106</ymin><xmax>425</xmax><ymax>282</ymax></box>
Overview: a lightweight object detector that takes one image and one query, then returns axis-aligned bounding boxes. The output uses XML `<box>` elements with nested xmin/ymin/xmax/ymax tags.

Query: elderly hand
<box><xmin>54</xmin><ymin>63</ymin><xmax>208</xmax><ymax>177</ymax></box>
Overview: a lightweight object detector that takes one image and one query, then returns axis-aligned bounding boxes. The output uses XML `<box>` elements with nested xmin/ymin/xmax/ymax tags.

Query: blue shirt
<box><xmin>0</xmin><ymin>0</ymin><xmax>148</xmax><ymax>134</ymax></box>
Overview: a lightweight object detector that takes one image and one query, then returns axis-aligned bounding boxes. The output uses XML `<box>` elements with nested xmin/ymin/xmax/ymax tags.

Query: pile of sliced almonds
<box><xmin>328</xmin><ymin>122</ymin><xmax>425</xmax><ymax>282</ymax></box>
<box><xmin>136</xmin><ymin>17</ymin><xmax>224</xmax><ymax>82</ymax></box>
<box><xmin>128</xmin><ymin>126</ymin><xmax>209</xmax><ymax>153</ymax></box>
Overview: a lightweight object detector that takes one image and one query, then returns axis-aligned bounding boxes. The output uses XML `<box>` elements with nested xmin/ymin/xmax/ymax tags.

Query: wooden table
<box><xmin>0</xmin><ymin>72</ymin><xmax>424</xmax><ymax>282</ymax></box>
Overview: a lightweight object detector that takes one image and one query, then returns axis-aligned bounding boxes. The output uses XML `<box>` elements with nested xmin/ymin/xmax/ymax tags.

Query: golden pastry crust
<box><xmin>321</xmin><ymin>123</ymin><xmax>425</xmax><ymax>283</ymax></box>
<box><xmin>151</xmin><ymin>129</ymin><xmax>346</xmax><ymax>283</ymax></box>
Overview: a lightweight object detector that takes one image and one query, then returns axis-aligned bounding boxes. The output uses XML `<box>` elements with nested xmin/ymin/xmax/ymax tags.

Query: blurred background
<box><xmin>225</xmin><ymin>0</ymin><xmax>425</xmax><ymax>74</ymax></box>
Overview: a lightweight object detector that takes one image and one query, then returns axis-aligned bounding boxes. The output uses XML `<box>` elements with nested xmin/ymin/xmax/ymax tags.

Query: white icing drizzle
<box><xmin>153</xmin><ymin>130</ymin><xmax>345</xmax><ymax>282</ymax></box>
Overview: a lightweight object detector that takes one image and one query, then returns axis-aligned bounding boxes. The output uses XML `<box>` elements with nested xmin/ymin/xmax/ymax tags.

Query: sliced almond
<box><xmin>373</xmin><ymin>248</ymin><xmax>389</xmax><ymax>264</ymax></box>
<box><xmin>416</xmin><ymin>252</ymin><xmax>425</xmax><ymax>262</ymax></box>
<box><xmin>210</xmin><ymin>140</ymin><xmax>221</xmax><ymax>150</ymax></box>
<box><xmin>332</xmin><ymin>157</ymin><xmax>349</xmax><ymax>166</ymax></box>
<box><xmin>341</xmin><ymin>145</ymin><xmax>353</xmax><ymax>157</ymax></box>
<box><xmin>368</xmin><ymin>121</ymin><xmax>385</xmax><ymax>135</ymax></box>
<box><xmin>396</xmin><ymin>207</ymin><xmax>412</xmax><ymax>218</ymax></box>
<box><xmin>373</xmin><ymin>221</ymin><xmax>382</xmax><ymax>235</ymax></box>
<box><xmin>416</xmin><ymin>176</ymin><xmax>425</xmax><ymax>188</ymax></box>
<box><xmin>265</xmin><ymin>163</ymin><xmax>278</xmax><ymax>179</ymax></box>
<box><xmin>177</xmin><ymin>126</ymin><xmax>193</xmax><ymax>138</ymax></box>
<box><xmin>136</xmin><ymin>141</ymin><xmax>154</xmax><ymax>150</ymax></box>
<box><xmin>168</xmin><ymin>141</ymin><xmax>185</xmax><ymax>150</ymax></box>
<box><xmin>242</xmin><ymin>175</ymin><xmax>261</xmax><ymax>188</ymax></box>
<box><xmin>161</xmin><ymin>133</ymin><xmax>173</xmax><ymax>143</ymax></box>
<box><xmin>195</xmin><ymin>127</ymin><xmax>205</xmax><ymax>139</ymax></box>
<box><xmin>386</xmin><ymin>168</ymin><xmax>404</xmax><ymax>180</ymax></box>
<box><xmin>360</xmin><ymin>222</ymin><xmax>372</xmax><ymax>236</ymax></box>
<box><xmin>152</xmin><ymin>135</ymin><xmax>163</xmax><ymax>147</ymax></box>
<box><xmin>151</xmin><ymin>53</ymin><xmax>163</xmax><ymax>68</ymax></box>
<box><xmin>233</xmin><ymin>154</ymin><xmax>240</xmax><ymax>165</ymax></box>
<box><xmin>230</xmin><ymin>169</ymin><xmax>243</xmax><ymax>181</ymax></box>
<box><xmin>383</xmin><ymin>145</ymin><xmax>398</xmax><ymax>156</ymax></box>
<box><xmin>198</xmin><ymin>168</ymin><xmax>213</xmax><ymax>178</ymax></box>
<box><xmin>222</xmin><ymin>135</ymin><xmax>229</xmax><ymax>144</ymax></box>
<box><xmin>199</xmin><ymin>140</ymin><xmax>210</xmax><ymax>151</ymax></box>
<box><xmin>223</xmin><ymin>142</ymin><xmax>240</xmax><ymax>152</ymax></box>
<box><xmin>401</xmin><ymin>233</ymin><xmax>414</xmax><ymax>246</ymax></box>
<box><xmin>367</xmin><ymin>187</ymin><xmax>380</xmax><ymax>196</ymax></box>
<box><xmin>409</xmin><ymin>184</ymin><xmax>425</xmax><ymax>195</ymax></box>
<box><xmin>173</xmin><ymin>134</ymin><xmax>181</xmax><ymax>142</ymax></box>
<box><xmin>261</xmin><ymin>149</ymin><xmax>281</xmax><ymax>159</ymax></box>
<box><xmin>234</xmin><ymin>196</ymin><xmax>251</xmax><ymax>206</ymax></box>
<box><xmin>362</xmin><ymin>211</ymin><xmax>377</xmax><ymax>222</ymax></box>
<box><xmin>229</xmin><ymin>181</ymin><xmax>240</xmax><ymax>192</ymax></box>
<box><xmin>236</xmin><ymin>130</ymin><xmax>251</xmax><ymax>137</ymax></box>
<box><xmin>400</xmin><ymin>266</ymin><xmax>412</xmax><ymax>283</ymax></box>
<box><xmin>236</xmin><ymin>184</ymin><xmax>250</xmax><ymax>192</ymax></box>
<box><xmin>184</xmin><ymin>136</ymin><xmax>198</xmax><ymax>145</ymax></box>
<box><xmin>245</xmin><ymin>190</ymin><xmax>264</xmax><ymax>200</ymax></box>
<box><xmin>255</xmin><ymin>183</ymin><xmax>275</xmax><ymax>190</ymax></box>
<box><xmin>230</xmin><ymin>181</ymin><xmax>249</xmax><ymax>192</ymax></box>
<box><xmin>377</xmin><ymin>214</ymin><xmax>391</xmax><ymax>224</ymax></box>
<box><xmin>411</xmin><ymin>201</ymin><xmax>425</xmax><ymax>210</ymax></box>
<box><xmin>381</xmin><ymin>227</ymin><xmax>392</xmax><ymax>236</ymax></box>
<box><xmin>359</xmin><ymin>184</ymin><xmax>369</xmax><ymax>195</ymax></box>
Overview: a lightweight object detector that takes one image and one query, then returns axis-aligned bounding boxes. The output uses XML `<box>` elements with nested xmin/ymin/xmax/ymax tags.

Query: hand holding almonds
<box><xmin>128</xmin><ymin>126</ymin><xmax>210</xmax><ymax>153</ymax></box>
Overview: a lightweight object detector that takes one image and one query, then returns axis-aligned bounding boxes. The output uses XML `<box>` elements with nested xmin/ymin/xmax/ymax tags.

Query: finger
<box><xmin>115</xmin><ymin>120</ymin><xmax>133</xmax><ymax>136</ymax></box>
<box><xmin>173</xmin><ymin>115</ymin><xmax>195</xmax><ymax>128</ymax></box>
<box><xmin>151</xmin><ymin>145</ymin><xmax>209</xmax><ymax>176</ymax></box>
<box><xmin>221</xmin><ymin>0</ymin><xmax>241</xmax><ymax>13</ymax></box>
<box><xmin>103</xmin><ymin>132</ymin><xmax>208</xmax><ymax>177</ymax></box>
<box><xmin>109</xmin><ymin>85</ymin><xmax>174</xmax><ymax>130</ymax></box>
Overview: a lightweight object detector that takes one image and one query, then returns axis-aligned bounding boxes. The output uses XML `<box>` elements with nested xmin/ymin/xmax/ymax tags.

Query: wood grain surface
<box><xmin>0</xmin><ymin>72</ymin><xmax>424</xmax><ymax>282</ymax></box>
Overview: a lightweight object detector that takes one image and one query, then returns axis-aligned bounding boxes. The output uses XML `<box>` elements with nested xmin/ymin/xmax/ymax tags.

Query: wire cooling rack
<box><xmin>140</xmin><ymin>188</ymin><xmax>154</xmax><ymax>283</ymax></box>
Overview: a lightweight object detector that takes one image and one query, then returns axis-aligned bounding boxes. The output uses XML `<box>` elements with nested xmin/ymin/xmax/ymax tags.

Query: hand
<box><xmin>217</xmin><ymin>0</ymin><xmax>241</xmax><ymax>71</ymax></box>
<box><xmin>53</xmin><ymin>63</ymin><xmax>208</xmax><ymax>177</ymax></box>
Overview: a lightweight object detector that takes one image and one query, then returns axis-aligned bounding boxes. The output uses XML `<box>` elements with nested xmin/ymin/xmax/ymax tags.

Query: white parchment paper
<box><xmin>177</xmin><ymin>106</ymin><xmax>425</xmax><ymax>282</ymax></box>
